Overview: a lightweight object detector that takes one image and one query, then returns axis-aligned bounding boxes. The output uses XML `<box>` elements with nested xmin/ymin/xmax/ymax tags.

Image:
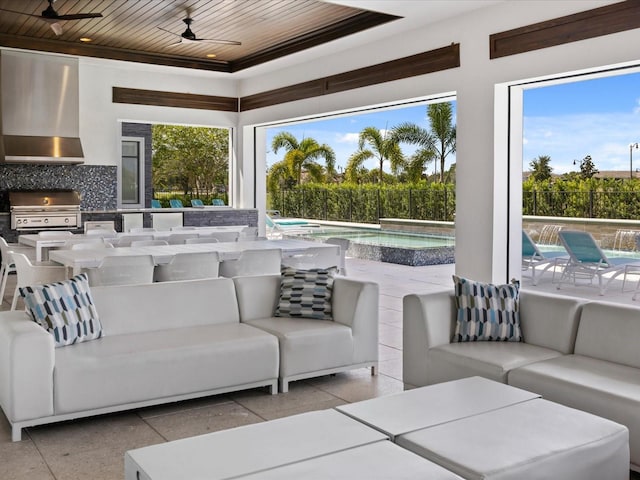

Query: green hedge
<box><xmin>268</xmin><ymin>183</ymin><xmax>455</xmax><ymax>223</ymax></box>
<box><xmin>268</xmin><ymin>178</ymin><xmax>640</xmax><ymax>223</ymax></box>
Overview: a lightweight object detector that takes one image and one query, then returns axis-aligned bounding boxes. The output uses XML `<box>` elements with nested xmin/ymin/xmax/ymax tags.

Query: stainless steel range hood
<box><xmin>0</xmin><ymin>50</ymin><xmax>84</xmax><ymax>164</ymax></box>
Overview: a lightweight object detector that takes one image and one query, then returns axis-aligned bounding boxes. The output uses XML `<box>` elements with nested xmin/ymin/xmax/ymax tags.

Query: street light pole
<box><xmin>631</xmin><ymin>143</ymin><xmax>639</xmax><ymax>179</ymax></box>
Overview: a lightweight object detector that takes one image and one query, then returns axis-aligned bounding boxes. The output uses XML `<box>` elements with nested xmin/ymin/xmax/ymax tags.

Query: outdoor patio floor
<box><xmin>0</xmin><ymin>258</ymin><xmax>638</xmax><ymax>479</ymax></box>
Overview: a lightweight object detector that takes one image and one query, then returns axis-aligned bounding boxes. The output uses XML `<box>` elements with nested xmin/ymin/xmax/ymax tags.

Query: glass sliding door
<box><xmin>121</xmin><ymin>138</ymin><xmax>144</xmax><ymax>207</ymax></box>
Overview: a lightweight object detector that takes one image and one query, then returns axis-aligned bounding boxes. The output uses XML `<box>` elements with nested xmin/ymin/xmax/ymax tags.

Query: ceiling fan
<box><xmin>158</xmin><ymin>16</ymin><xmax>241</xmax><ymax>47</ymax></box>
<box><xmin>0</xmin><ymin>0</ymin><xmax>103</xmax><ymax>36</ymax></box>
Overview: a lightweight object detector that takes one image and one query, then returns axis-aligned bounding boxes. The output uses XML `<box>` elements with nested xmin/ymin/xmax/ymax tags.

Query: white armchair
<box><xmin>154</xmin><ymin>252</ymin><xmax>220</xmax><ymax>282</ymax></box>
<box><xmin>10</xmin><ymin>253</ymin><xmax>68</xmax><ymax>310</ymax></box>
<box><xmin>85</xmin><ymin>255</ymin><xmax>155</xmax><ymax>286</ymax></box>
<box><xmin>219</xmin><ymin>249</ymin><xmax>281</xmax><ymax>277</ymax></box>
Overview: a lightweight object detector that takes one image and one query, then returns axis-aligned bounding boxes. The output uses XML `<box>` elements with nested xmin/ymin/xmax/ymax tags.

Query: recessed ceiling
<box><xmin>0</xmin><ymin>0</ymin><xmax>400</xmax><ymax>72</ymax></box>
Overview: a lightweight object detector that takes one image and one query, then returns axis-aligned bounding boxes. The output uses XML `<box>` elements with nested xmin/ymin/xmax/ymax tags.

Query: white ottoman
<box><xmin>125</xmin><ymin>409</ymin><xmax>387</xmax><ymax>480</ymax></box>
<box><xmin>239</xmin><ymin>441</ymin><xmax>465</xmax><ymax>479</ymax></box>
<box><xmin>397</xmin><ymin>398</ymin><xmax>629</xmax><ymax>480</ymax></box>
<box><xmin>337</xmin><ymin>376</ymin><xmax>539</xmax><ymax>439</ymax></box>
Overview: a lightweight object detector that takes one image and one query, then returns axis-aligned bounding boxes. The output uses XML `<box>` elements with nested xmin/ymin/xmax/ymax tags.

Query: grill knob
<box><xmin>65</xmin><ymin>218</ymin><xmax>69</xmax><ymax>223</ymax></box>
<box><xmin>44</xmin><ymin>218</ymin><xmax>49</xmax><ymax>224</ymax></box>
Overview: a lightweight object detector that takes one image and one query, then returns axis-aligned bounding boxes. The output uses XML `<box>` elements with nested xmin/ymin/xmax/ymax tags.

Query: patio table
<box><xmin>19</xmin><ymin>226</ymin><xmax>249</xmax><ymax>261</ymax></box>
<box><xmin>49</xmin><ymin>239</ymin><xmax>340</xmax><ymax>275</ymax></box>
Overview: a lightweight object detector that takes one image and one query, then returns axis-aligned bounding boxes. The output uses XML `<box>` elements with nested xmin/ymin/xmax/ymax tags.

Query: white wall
<box><xmin>237</xmin><ymin>0</ymin><xmax>639</xmax><ymax>282</ymax></box>
<box><xmin>77</xmin><ymin>56</ymin><xmax>238</xmax><ymax>167</ymax></box>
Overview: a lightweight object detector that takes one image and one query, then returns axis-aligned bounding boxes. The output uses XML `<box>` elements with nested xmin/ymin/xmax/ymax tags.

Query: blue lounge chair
<box><xmin>169</xmin><ymin>199</ymin><xmax>184</xmax><ymax>208</ymax></box>
<box><xmin>557</xmin><ymin>230</ymin><xmax>640</xmax><ymax>295</ymax></box>
<box><xmin>211</xmin><ymin>199</ymin><xmax>225</xmax><ymax>206</ymax></box>
<box><xmin>151</xmin><ymin>199</ymin><xmax>162</xmax><ymax>208</ymax></box>
<box><xmin>191</xmin><ymin>199</ymin><xmax>204</xmax><ymax>207</ymax></box>
<box><xmin>521</xmin><ymin>230</ymin><xmax>567</xmax><ymax>285</ymax></box>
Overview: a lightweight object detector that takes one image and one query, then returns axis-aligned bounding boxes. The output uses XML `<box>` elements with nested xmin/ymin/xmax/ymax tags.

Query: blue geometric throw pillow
<box><xmin>275</xmin><ymin>266</ymin><xmax>338</xmax><ymax>320</ymax></box>
<box><xmin>20</xmin><ymin>273</ymin><xmax>104</xmax><ymax>348</ymax></box>
<box><xmin>452</xmin><ymin>275</ymin><xmax>522</xmax><ymax>342</ymax></box>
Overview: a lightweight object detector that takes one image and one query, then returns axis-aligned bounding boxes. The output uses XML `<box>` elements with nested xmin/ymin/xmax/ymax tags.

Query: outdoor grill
<box><xmin>9</xmin><ymin>190</ymin><xmax>81</xmax><ymax>231</ymax></box>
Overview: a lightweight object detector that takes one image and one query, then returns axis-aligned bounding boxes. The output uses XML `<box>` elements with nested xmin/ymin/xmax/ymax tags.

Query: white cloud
<box><xmin>523</xmin><ymin>111</ymin><xmax>640</xmax><ymax>173</ymax></box>
<box><xmin>336</xmin><ymin>133</ymin><xmax>359</xmax><ymax>144</ymax></box>
<box><xmin>634</xmin><ymin>97</ymin><xmax>640</xmax><ymax>115</ymax></box>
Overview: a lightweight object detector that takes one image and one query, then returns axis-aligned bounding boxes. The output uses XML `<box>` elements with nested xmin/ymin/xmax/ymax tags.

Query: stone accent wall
<box><xmin>183</xmin><ymin>209</ymin><xmax>258</xmax><ymax>227</ymax></box>
<box><xmin>0</xmin><ymin>164</ymin><xmax>117</xmax><ymax>211</ymax></box>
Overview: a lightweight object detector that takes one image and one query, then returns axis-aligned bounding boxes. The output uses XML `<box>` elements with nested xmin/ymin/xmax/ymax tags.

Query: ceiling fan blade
<box><xmin>197</xmin><ymin>38</ymin><xmax>242</xmax><ymax>46</ymax></box>
<box><xmin>158</xmin><ymin>26</ymin><xmax>182</xmax><ymax>38</ymax></box>
<box><xmin>167</xmin><ymin>40</ymin><xmax>184</xmax><ymax>47</ymax></box>
<box><xmin>56</xmin><ymin>13</ymin><xmax>103</xmax><ymax>20</ymax></box>
<box><xmin>0</xmin><ymin>7</ymin><xmax>42</xmax><ymax>19</ymax></box>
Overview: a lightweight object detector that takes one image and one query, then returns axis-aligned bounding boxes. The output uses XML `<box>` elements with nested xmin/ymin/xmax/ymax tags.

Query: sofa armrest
<box><xmin>0</xmin><ymin>312</ymin><xmax>55</xmax><ymax>423</ymax></box>
<box><xmin>403</xmin><ymin>290</ymin><xmax>456</xmax><ymax>387</ymax></box>
<box><xmin>332</xmin><ymin>277</ymin><xmax>379</xmax><ymax>365</ymax></box>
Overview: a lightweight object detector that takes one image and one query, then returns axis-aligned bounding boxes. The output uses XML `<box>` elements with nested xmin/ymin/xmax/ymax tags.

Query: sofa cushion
<box><xmin>90</xmin><ymin>278</ymin><xmax>241</xmax><ymax>336</ymax></box>
<box><xmin>426</xmin><ymin>342</ymin><xmax>563</xmax><ymax>384</ymax></box>
<box><xmin>452</xmin><ymin>275</ymin><xmax>522</xmax><ymax>342</ymax></box>
<box><xmin>508</xmin><ymin>354</ymin><xmax>640</xmax><ymax>466</ymax></box>
<box><xmin>245</xmin><ymin>317</ymin><xmax>353</xmax><ymax>377</ymax></box>
<box><xmin>53</xmin><ymin>323</ymin><xmax>279</xmax><ymax>414</ymax></box>
<box><xmin>275</xmin><ymin>266</ymin><xmax>337</xmax><ymax>320</ymax></box>
<box><xmin>20</xmin><ymin>273</ymin><xmax>103</xmax><ymax>348</ymax></box>
<box><xmin>518</xmin><ymin>291</ymin><xmax>583</xmax><ymax>355</ymax></box>
<box><xmin>574</xmin><ymin>301</ymin><xmax>640</xmax><ymax>369</ymax></box>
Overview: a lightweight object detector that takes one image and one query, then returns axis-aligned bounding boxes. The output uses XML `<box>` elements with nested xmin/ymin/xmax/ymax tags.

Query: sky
<box><xmin>265</xmin><ymin>103</ymin><xmax>455</xmax><ymax>175</ymax></box>
<box><xmin>265</xmin><ymin>71</ymin><xmax>640</xmax><ymax>176</ymax></box>
<box><xmin>523</xmin><ymin>72</ymin><xmax>640</xmax><ymax>174</ymax></box>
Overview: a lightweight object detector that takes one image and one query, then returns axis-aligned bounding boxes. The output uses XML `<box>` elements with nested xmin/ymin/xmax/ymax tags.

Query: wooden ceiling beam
<box><xmin>0</xmin><ymin>33</ymin><xmax>231</xmax><ymax>72</ymax></box>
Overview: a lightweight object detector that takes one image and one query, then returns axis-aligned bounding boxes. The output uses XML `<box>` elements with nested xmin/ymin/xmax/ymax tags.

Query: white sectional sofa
<box><xmin>403</xmin><ymin>290</ymin><xmax>583</xmax><ymax>386</ymax></box>
<box><xmin>234</xmin><ymin>275</ymin><xmax>379</xmax><ymax>392</ymax></box>
<box><xmin>0</xmin><ymin>275</ymin><xmax>378</xmax><ymax>441</ymax></box>
<box><xmin>403</xmin><ymin>289</ymin><xmax>640</xmax><ymax>470</ymax></box>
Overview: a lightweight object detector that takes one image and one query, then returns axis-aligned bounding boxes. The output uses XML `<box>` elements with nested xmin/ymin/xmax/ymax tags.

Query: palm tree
<box><xmin>428</xmin><ymin>103</ymin><xmax>456</xmax><ymax>183</ymax></box>
<box><xmin>391</xmin><ymin>102</ymin><xmax>455</xmax><ymax>183</ymax></box>
<box><xmin>529</xmin><ymin>155</ymin><xmax>553</xmax><ymax>181</ymax></box>
<box><xmin>345</xmin><ymin>126</ymin><xmax>404</xmax><ymax>184</ymax></box>
<box><xmin>390</xmin><ymin>122</ymin><xmax>435</xmax><ymax>182</ymax></box>
<box><xmin>268</xmin><ymin>132</ymin><xmax>336</xmax><ymax>191</ymax></box>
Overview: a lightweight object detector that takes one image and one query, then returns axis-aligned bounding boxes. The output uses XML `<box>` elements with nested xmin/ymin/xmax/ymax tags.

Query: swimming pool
<box><xmin>285</xmin><ymin>225</ymin><xmax>455</xmax><ymax>266</ymax></box>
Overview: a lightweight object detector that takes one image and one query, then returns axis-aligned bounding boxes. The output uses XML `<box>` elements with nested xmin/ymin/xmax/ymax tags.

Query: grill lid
<box><xmin>9</xmin><ymin>189</ymin><xmax>81</xmax><ymax>209</ymax></box>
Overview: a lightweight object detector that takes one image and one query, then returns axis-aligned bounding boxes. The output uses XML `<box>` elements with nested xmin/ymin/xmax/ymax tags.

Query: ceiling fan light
<box><xmin>80</xmin><ymin>37</ymin><xmax>92</xmax><ymax>42</ymax></box>
<box><xmin>50</xmin><ymin>22</ymin><xmax>63</xmax><ymax>36</ymax></box>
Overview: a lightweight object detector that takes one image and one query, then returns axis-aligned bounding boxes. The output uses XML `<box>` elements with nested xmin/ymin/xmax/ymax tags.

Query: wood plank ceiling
<box><xmin>0</xmin><ymin>0</ymin><xmax>400</xmax><ymax>72</ymax></box>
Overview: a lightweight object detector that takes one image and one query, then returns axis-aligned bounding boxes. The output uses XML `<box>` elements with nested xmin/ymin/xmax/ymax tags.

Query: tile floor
<box><xmin>1</xmin><ymin>258</ymin><xmax>638</xmax><ymax>479</ymax></box>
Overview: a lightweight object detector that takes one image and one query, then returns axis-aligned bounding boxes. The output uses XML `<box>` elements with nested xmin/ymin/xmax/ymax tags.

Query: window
<box><xmin>121</xmin><ymin>137</ymin><xmax>144</xmax><ymax>207</ymax></box>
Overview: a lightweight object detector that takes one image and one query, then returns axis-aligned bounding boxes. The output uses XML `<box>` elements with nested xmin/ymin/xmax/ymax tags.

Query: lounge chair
<box><xmin>151</xmin><ymin>199</ymin><xmax>162</xmax><ymax>208</ymax></box>
<box><xmin>265</xmin><ymin>214</ymin><xmax>320</xmax><ymax>239</ymax></box>
<box><xmin>169</xmin><ymin>199</ymin><xmax>184</xmax><ymax>208</ymax></box>
<box><xmin>521</xmin><ymin>230</ymin><xmax>567</xmax><ymax>285</ymax></box>
<box><xmin>556</xmin><ymin>229</ymin><xmax>640</xmax><ymax>295</ymax></box>
<box><xmin>211</xmin><ymin>199</ymin><xmax>225</xmax><ymax>206</ymax></box>
<box><xmin>191</xmin><ymin>199</ymin><xmax>204</xmax><ymax>207</ymax></box>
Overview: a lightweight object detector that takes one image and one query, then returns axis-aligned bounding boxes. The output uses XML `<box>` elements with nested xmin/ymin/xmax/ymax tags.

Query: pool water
<box><xmin>303</xmin><ymin>228</ymin><xmax>455</xmax><ymax>249</ymax></box>
<box><xmin>287</xmin><ymin>226</ymin><xmax>456</xmax><ymax>266</ymax></box>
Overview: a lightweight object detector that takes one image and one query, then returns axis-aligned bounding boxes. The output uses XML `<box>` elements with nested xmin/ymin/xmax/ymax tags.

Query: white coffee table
<box><xmin>239</xmin><ymin>441</ymin><xmax>464</xmax><ymax>480</ymax></box>
<box><xmin>397</xmin><ymin>398</ymin><xmax>629</xmax><ymax>480</ymax></box>
<box><xmin>336</xmin><ymin>376</ymin><xmax>539</xmax><ymax>440</ymax></box>
<box><xmin>125</xmin><ymin>409</ymin><xmax>387</xmax><ymax>480</ymax></box>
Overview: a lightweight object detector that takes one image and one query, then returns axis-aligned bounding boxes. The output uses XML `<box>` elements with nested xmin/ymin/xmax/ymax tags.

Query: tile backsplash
<box><xmin>0</xmin><ymin>164</ymin><xmax>117</xmax><ymax>211</ymax></box>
